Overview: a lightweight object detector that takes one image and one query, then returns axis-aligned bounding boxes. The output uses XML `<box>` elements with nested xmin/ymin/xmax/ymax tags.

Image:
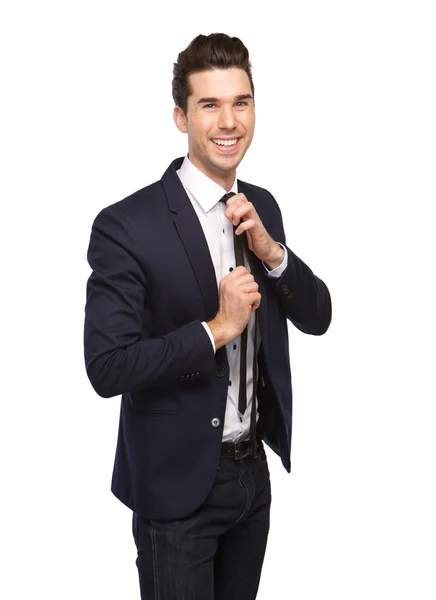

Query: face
<box><xmin>173</xmin><ymin>68</ymin><xmax>255</xmax><ymax>190</ymax></box>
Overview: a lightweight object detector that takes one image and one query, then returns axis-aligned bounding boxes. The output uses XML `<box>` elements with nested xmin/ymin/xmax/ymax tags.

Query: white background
<box><xmin>2</xmin><ymin>1</ymin><xmax>435</xmax><ymax>598</ymax></box>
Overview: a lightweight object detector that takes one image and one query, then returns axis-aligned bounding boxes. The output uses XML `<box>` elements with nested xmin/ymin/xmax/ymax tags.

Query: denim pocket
<box><xmin>257</xmin><ymin>446</ymin><xmax>268</xmax><ymax>467</ymax></box>
<box><xmin>132</xmin><ymin>512</ymin><xmax>139</xmax><ymax>546</ymax></box>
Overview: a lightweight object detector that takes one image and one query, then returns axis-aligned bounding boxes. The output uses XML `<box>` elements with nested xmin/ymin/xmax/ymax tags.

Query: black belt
<box><xmin>220</xmin><ymin>420</ymin><xmax>263</xmax><ymax>460</ymax></box>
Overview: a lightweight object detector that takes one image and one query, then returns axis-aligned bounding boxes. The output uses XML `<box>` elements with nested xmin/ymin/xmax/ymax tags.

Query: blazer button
<box><xmin>211</xmin><ymin>418</ymin><xmax>220</xmax><ymax>428</ymax></box>
<box><xmin>280</xmin><ymin>284</ymin><xmax>289</xmax><ymax>294</ymax></box>
<box><xmin>216</xmin><ymin>366</ymin><xmax>225</xmax><ymax>378</ymax></box>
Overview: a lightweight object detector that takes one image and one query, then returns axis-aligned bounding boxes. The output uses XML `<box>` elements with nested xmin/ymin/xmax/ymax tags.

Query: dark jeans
<box><xmin>132</xmin><ymin>442</ymin><xmax>272</xmax><ymax>600</ymax></box>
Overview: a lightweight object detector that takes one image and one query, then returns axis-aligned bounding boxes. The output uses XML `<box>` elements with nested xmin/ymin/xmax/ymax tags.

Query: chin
<box><xmin>212</xmin><ymin>158</ymin><xmax>240</xmax><ymax>173</ymax></box>
<box><xmin>214</xmin><ymin>150</ymin><xmax>244</xmax><ymax>166</ymax></box>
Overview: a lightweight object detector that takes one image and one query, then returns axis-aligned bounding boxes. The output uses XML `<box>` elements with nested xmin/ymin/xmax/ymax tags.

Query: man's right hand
<box><xmin>206</xmin><ymin>266</ymin><xmax>261</xmax><ymax>350</ymax></box>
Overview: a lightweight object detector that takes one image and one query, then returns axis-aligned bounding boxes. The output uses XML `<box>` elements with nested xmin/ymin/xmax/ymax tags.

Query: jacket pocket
<box><xmin>123</xmin><ymin>391</ymin><xmax>180</xmax><ymax>415</ymax></box>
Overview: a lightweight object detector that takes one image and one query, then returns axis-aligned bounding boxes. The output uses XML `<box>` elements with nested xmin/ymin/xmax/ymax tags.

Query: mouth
<box><xmin>210</xmin><ymin>137</ymin><xmax>242</xmax><ymax>153</ymax></box>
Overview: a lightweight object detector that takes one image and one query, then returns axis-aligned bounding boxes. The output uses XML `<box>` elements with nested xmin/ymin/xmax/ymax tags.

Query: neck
<box><xmin>188</xmin><ymin>154</ymin><xmax>236</xmax><ymax>191</ymax></box>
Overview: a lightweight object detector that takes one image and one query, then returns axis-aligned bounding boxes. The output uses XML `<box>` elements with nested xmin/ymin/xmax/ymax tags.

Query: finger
<box><xmin>240</xmin><ymin>282</ymin><xmax>259</xmax><ymax>294</ymax></box>
<box><xmin>224</xmin><ymin>202</ymin><xmax>242</xmax><ymax>224</ymax></box>
<box><xmin>235</xmin><ymin>218</ymin><xmax>256</xmax><ymax>235</ymax></box>
<box><xmin>248</xmin><ymin>292</ymin><xmax>261</xmax><ymax>310</ymax></box>
<box><xmin>225</xmin><ymin>193</ymin><xmax>247</xmax><ymax>207</ymax></box>
<box><xmin>230</xmin><ymin>266</ymin><xmax>250</xmax><ymax>277</ymax></box>
<box><xmin>225</xmin><ymin>199</ymin><xmax>250</xmax><ymax>222</ymax></box>
<box><xmin>233</xmin><ymin>272</ymin><xmax>256</xmax><ymax>284</ymax></box>
<box><xmin>230</xmin><ymin>202</ymin><xmax>254</xmax><ymax>226</ymax></box>
<box><xmin>231</xmin><ymin>279</ymin><xmax>257</xmax><ymax>292</ymax></box>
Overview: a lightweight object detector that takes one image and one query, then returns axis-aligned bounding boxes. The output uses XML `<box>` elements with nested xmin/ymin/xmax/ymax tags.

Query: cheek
<box><xmin>241</xmin><ymin>110</ymin><xmax>255</xmax><ymax>131</ymax></box>
<box><xmin>200</xmin><ymin>116</ymin><xmax>216</xmax><ymax>136</ymax></box>
<box><xmin>245</xmin><ymin>116</ymin><xmax>255</xmax><ymax>133</ymax></box>
<box><xmin>191</xmin><ymin>121</ymin><xmax>213</xmax><ymax>144</ymax></box>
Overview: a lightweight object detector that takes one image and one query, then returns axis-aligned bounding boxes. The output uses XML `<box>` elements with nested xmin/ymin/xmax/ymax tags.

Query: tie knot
<box><xmin>219</xmin><ymin>192</ymin><xmax>236</xmax><ymax>204</ymax></box>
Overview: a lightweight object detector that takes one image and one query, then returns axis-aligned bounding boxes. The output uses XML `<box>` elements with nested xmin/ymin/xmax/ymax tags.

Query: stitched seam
<box><xmin>258</xmin><ymin>447</ymin><xmax>267</xmax><ymax>467</ymax></box>
<box><xmin>150</xmin><ymin>523</ymin><xmax>160</xmax><ymax>600</ymax></box>
<box><xmin>236</xmin><ymin>476</ymin><xmax>250</xmax><ymax>523</ymax></box>
<box><xmin>133</xmin><ymin>513</ymin><xmax>138</xmax><ymax>544</ymax></box>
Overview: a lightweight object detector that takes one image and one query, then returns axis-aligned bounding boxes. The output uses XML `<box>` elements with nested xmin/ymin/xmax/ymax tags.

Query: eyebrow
<box><xmin>197</xmin><ymin>94</ymin><xmax>253</xmax><ymax>104</ymax></box>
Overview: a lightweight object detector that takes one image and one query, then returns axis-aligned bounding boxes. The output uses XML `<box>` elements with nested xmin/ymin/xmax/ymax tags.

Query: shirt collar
<box><xmin>178</xmin><ymin>154</ymin><xmax>238</xmax><ymax>213</ymax></box>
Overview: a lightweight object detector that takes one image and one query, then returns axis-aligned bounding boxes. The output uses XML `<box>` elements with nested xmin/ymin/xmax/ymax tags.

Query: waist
<box><xmin>220</xmin><ymin>420</ymin><xmax>263</xmax><ymax>460</ymax></box>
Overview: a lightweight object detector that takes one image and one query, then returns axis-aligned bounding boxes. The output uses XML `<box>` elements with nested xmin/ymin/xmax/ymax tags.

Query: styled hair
<box><xmin>172</xmin><ymin>33</ymin><xmax>254</xmax><ymax>115</ymax></box>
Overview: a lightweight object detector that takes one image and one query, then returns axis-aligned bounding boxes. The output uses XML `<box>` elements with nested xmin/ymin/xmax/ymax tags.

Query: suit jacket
<box><xmin>84</xmin><ymin>157</ymin><xmax>332</xmax><ymax>520</ymax></box>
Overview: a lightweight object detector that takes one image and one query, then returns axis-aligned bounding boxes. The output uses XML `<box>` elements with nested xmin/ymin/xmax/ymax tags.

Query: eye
<box><xmin>236</xmin><ymin>101</ymin><xmax>247</xmax><ymax>107</ymax></box>
<box><xmin>204</xmin><ymin>104</ymin><xmax>216</xmax><ymax>109</ymax></box>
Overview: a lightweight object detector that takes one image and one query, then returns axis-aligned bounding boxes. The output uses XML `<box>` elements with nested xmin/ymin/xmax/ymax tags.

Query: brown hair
<box><xmin>172</xmin><ymin>33</ymin><xmax>254</xmax><ymax>116</ymax></box>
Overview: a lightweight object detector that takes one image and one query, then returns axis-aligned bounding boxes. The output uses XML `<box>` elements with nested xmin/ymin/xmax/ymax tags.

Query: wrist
<box><xmin>265</xmin><ymin>243</ymin><xmax>285</xmax><ymax>270</ymax></box>
<box><xmin>206</xmin><ymin>316</ymin><xmax>237</xmax><ymax>350</ymax></box>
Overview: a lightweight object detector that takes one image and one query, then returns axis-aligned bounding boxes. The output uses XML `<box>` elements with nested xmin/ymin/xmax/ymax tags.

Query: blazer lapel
<box><xmin>174</xmin><ymin>207</ymin><xmax>219</xmax><ymax>321</ymax></box>
<box><xmin>161</xmin><ymin>159</ymin><xmax>269</xmax><ymax>355</ymax></box>
<box><xmin>161</xmin><ymin>158</ymin><xmax>219</xmax><ymax>322</ymax></box>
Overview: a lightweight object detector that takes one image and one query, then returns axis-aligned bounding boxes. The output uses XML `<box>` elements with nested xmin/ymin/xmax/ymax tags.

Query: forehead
<box><xmin>188</xmin><ymin>68</ymin><xmax>252</xmax><ymax>101</ymax></box>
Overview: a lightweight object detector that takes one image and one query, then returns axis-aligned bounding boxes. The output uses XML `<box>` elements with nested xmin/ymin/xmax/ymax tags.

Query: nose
<box><xmin>218</xmin><ymin>105</ymin><xmax>237</xmax><ymax>130</ymax></box>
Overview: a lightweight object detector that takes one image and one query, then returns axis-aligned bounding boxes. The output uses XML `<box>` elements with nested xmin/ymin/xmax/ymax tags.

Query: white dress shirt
<box><xmin>177</xmin><ymin>155</ymin><xmax>288</xmax><ymax>443</ymax></box>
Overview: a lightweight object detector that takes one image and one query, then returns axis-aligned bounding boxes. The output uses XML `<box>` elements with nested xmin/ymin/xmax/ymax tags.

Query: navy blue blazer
<box><xmin>84</xmin><ymin>157</ymin><xmax>331</xmax><ymax>520</ymax></box>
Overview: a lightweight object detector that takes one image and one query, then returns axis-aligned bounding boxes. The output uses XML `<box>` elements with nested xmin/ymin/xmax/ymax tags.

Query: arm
<box><xmin>222</xmin><ymin>186</ymin><xmax>331</xmax><ymax>335</ymax></box>
<box><xmin>84</xmin><ymin>207</ymin><xmax>216</xmax><ymax>398</ymax></box>
<box><xmin>273</xmin><ymin>244</ymin><xmax>332</xmax><ymax>335</ymax></box>
<box><xmin>264</xmin><ymin>193</ymin><xmax>332</xmax><ymax>336</ymax></box>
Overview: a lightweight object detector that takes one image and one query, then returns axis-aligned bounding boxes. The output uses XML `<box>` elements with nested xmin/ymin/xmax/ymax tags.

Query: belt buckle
<box><xmin>234</xmin><ymin>442</ymin><xmax>249</xmax><ymax>460</ymax></box>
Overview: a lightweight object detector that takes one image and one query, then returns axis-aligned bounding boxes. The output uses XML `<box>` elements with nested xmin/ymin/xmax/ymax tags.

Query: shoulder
<box><xmin>88</xmin><ymin>180</ymin><xmax>167</xmax><ymax>252</ymax></box>
<box><xmin>237</xmin><ymin>178</ymin><xmax>270</xmax><ymax>197</ymax></box>
<box><xmin>237</xmin><ymin>178</ymin><xmax>282</xmax><ymax>220</ymax></box>
<box><xmin>96</xmin><ymin>180</ymin><xmax>164</xmax><ymax>223</ymax></box>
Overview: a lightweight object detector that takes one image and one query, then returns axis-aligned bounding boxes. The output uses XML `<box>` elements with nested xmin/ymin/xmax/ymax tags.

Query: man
<box><xmin>84</xmin><ymin>33</ymin><xmax>331</xmax><ymax>600</ymax></box>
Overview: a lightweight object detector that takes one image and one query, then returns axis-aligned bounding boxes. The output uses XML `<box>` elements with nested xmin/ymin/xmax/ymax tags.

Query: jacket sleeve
<box><xmin>266</xmin><ymin>192</ymin><xmax>332</xmax><ymax>336</ymax></box>
<box><xmin>84</xmin><ymin>207</ymin><xmax>216</xmax><ymax>398</ymax></box>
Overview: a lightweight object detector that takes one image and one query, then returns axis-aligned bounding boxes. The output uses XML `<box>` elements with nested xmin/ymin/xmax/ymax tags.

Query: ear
<box><xmin>173</xmin><ymin>106</ymin><xmax>188</xmax><ymax>133</ymax></box>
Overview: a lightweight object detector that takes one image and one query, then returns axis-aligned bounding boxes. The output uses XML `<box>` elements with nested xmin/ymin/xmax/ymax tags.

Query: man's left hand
<box><xmin>223</xmin><ymin>193</ymin><xmax>284</xmax><ymax>267</ymax></box>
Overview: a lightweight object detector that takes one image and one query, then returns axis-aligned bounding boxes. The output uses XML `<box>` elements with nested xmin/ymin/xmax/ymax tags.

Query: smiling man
<box><xmin>174</xmin><ymin>67</ymin><xmax>255</xmax><ymax>191</ymax></box>
<box><xmin>84</xmin><ymin>33</ymin><xmax>332</xmax><ymax>600</ymax></box>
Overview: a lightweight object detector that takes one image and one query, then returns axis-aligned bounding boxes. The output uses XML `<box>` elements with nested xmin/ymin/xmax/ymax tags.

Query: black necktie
<box><xmin>220</xmin><ymin>192</ymin><xmax>259</xmax><ymax>456</ymax></box>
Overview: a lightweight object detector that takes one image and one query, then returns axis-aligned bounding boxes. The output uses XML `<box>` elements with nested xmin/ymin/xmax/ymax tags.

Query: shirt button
<box><xmin>211</xmin><ymin>418</ymin><xmax>220</xmax><ymax>428</ymax></box>
<box><xmin>228</xmin><ymin>381</ymin><xmax>232</xmax><ymax>386</ymax></box>
<box><xmin>229</xmin><ymin>267</ymin><xmax>233</xmax><ymax>272</ymax></box>
<box><xmin>233</xmin><ymin>344</ymin><xmax>237</xmax><ymax>350</ymax></box>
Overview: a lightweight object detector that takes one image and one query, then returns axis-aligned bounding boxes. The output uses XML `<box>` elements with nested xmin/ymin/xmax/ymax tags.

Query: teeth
<box><xmin>212</xmin><ymin>138</ymin><xmax>239</xmax><ymax>146</ymax></box>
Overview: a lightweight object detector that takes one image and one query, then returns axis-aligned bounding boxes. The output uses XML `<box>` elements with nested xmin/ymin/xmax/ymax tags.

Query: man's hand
<box><xmin>207</xmin><ymin>266</ymin><xmax>261</xmax><ymax>349</ymax></box>
<box><xmin>223</xmin><ymin>193</ymin><xmax>285</xmax><ymax>268</ymax></box>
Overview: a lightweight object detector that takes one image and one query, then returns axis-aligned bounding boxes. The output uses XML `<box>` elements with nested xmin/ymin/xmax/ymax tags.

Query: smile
<box><xmin>211</xmin><ymin>137</ymin><xmax>242</xmax><ymax>152</ymax></box>
<box><xmin>212</xmin><ymin>138</ymin><xmax>239</xmax><ymax>146</ymax></box>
